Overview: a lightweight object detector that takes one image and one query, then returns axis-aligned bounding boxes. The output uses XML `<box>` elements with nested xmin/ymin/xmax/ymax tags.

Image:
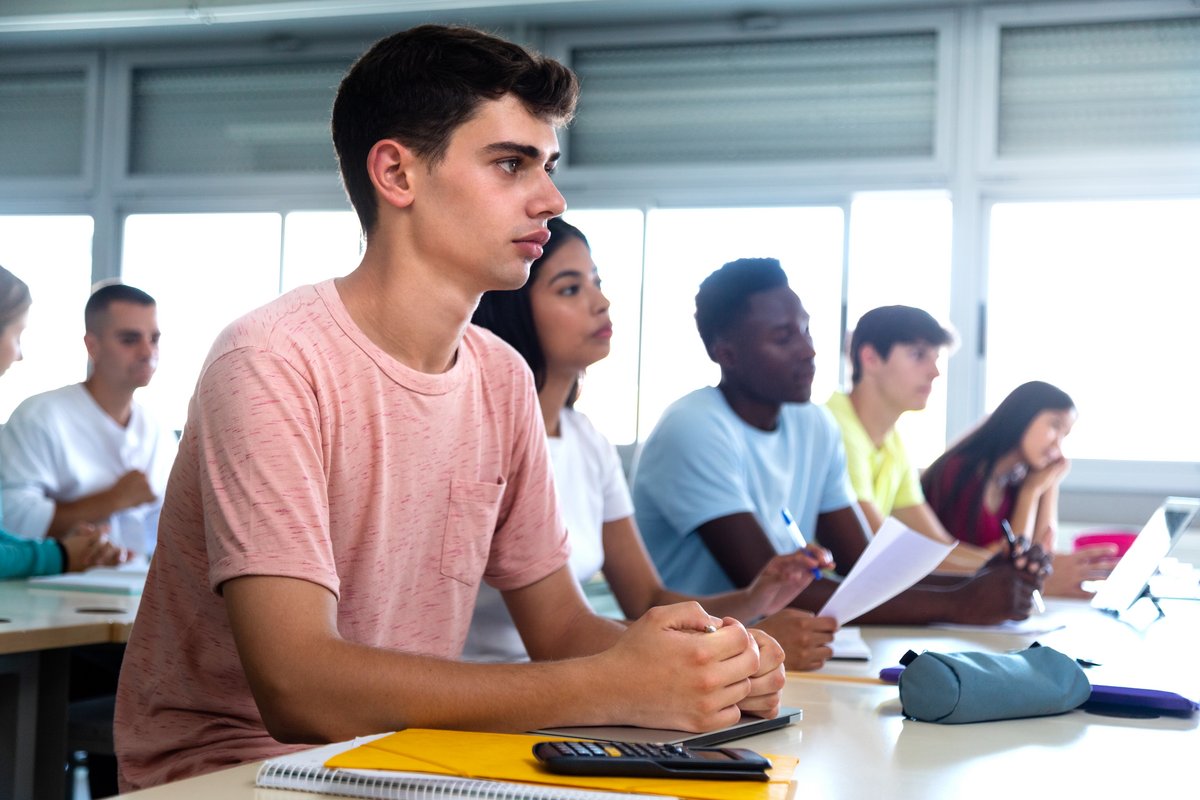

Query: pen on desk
<box><xmin>1002</xmin><ymin>519</ymin><xmax>1045</xmax><ymax>614</ymax></box>
<box><xmin>781</xmin><ymin>508</ymin><xmax>823</xmax><ymax>580</ymax></box>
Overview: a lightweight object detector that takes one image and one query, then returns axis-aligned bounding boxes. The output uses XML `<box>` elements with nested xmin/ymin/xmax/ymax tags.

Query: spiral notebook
<box><xmin>256</xmin><ymin>737</ymin><xmax>657</xmax><ymax>800</ymax></box>
<box><xmin>258</xmin><ymin>730</ymin><xmax>796</xmax><ymax>800</ymax></box>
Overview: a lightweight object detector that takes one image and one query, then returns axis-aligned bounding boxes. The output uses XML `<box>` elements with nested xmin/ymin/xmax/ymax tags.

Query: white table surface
<box><xmin>117</xmin><ymin>598</ymin><xmax>1200</xmax><ymax>799</ymax></box>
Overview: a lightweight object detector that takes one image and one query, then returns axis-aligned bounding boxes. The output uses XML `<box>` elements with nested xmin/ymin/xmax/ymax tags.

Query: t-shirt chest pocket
<box><xmin>440</xmin><ymin>477</ymin><xmax>505</xmax><ymax>585</ymax></box>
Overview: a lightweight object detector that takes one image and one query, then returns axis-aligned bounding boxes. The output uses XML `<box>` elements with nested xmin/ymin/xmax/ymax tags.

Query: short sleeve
<box><xmin>841</xmin><ymin>434</ymin><xmax>877</xmax><ymax>504</ymax></box>
<box><xmin>817</xmin><ymin>410</ymin><xmax>858</xmax><ymax>514</ymax></box>
<box><xmin>891</xmin><ymin>437</ymin><xmax>926</xmax><ymax>510</ymax></box>
<box><xmin>600</xmin><ymin>442</ymin><xmax>634</xmax><ymax>523</ymax></box>
<box><xmin>0</xmin><ymin>403</ymin><xmax>59</xmax><ymax>539</ymax></box>
<box><xmin>826</xmin><ymin>393</ymin><xmax>876</xmax><ymax>504</ymax></box>
<box><xmin>193</xmin><ymin>347</ymin><xmax>339</xmax><ymax>597</ymax></box>
<box><xmin>636</xmin><ymin>402</ymin><xmax>755</xmax><ymax>535</ymax></box>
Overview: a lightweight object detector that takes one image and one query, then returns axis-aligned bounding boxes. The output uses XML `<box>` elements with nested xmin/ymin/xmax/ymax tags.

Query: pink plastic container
<box><xmin>1073</xmin><ymin>530</ymin><xmax>1138</xmax><ymax>557</ymax></box>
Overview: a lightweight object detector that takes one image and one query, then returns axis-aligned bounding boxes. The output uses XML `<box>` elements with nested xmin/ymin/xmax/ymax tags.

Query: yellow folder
<box><xmin>325</xmin><ymin>729</ymin><xmax>797</xmax><ymax>800</ymax></box>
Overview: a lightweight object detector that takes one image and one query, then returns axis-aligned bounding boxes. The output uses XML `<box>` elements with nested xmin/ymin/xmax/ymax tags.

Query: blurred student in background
<box><xmin>922</xmin><ymin>380</ymin><xmax>1118</xmax><ymax>598</ymax></box>
<box><xmin>0</xmin><ymin>283</ymin><xmax>176</xmax><ymax>559</ymax></box>
<box><xmin>467</xmin><ymin>218</ymin><xmax>833</xmax><ymax>671</ymax></box>
<box><xmin>0</xmin><ymin>265</ymin><xmax>121</xmax><ymax>578</ymax></box>
<box><xmin>826</xmin><ymin>305</ymin><xmax>991</xmax><ymax>573</ymax></box>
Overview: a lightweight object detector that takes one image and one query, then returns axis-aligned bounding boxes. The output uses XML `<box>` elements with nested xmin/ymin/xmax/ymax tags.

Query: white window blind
<box><xmin>997</xmin><ymin>16</ymin><xmax>1200</xmax><ymax>156</ymax></box>
<box><xmin>128</xmin><ymin>59</ymin><xmax>350</xmax><ymax>175</ymax></box>
<box><xmin>0</xmin><ymin>69</ymin><xmax>87</xmax><ymax>177</ymax></box>
<box><xmin>567</xmin><ymin>31</ymin><xmax>938</xmax><ymax>167</ymax></box>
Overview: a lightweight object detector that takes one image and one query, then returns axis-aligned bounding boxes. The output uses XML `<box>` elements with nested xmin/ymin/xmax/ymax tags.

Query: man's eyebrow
<box><xmin>482</xmin><ymin>141</ymin><xmax>561</xmax><ymax>162</ymax></box>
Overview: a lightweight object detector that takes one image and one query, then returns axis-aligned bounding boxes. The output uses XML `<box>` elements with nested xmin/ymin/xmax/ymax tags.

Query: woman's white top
<box><xmin>461</xmin><ymin>407</ymin><xmax>634</xmax><ymax>661</ymax></box>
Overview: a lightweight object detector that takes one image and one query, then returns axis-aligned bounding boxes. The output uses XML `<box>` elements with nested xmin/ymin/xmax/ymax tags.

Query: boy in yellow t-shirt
<box><xmin>827</xmin><ymin>306</ymin><xmax>990</xmax><ymax>572</ymax></box>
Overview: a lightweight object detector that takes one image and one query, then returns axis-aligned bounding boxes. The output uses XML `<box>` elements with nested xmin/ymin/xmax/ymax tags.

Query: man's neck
<box><xmin>83</xmin><ymin>378</ymin><xmax>135</xmax><ymax>428</ymax></box>
<box><xmin>848</xmin><ymin>385</ymin><xmax>901</xmax><ymax>448</ymax></box>
<box><xmin>336</xmin><ymin>243</ymin><xmax>475</xmax><ymax>374</ymax></box>
<box><xmin>717</xmin><ymin>381</ymin><xmax>782</xmax><ymax>432</ymax></box>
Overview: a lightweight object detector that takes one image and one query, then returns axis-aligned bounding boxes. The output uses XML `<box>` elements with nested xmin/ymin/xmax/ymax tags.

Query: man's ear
<box><xmin>83</xmin><ymin>331</ymin><xmax>99</xmax><ymax>362</ymax></box>
<box><xmin>860</xmin><ymin>343</ymin><xmax>884</xmax><ymax>372</ymax></box>
<box><xmin>712</xmin><ymin>337</ymin><xmax>738</xmax><ymax>373</ymax></box>
<box><xmin>366</xmin><ymin>138</ymin><xmax>418</xmax><ymax>211</ymax></box>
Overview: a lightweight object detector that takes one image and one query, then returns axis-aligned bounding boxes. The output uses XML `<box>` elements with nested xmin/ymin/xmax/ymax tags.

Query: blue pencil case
<box><xmin>886</xmin><ymin>645</ymin><xmax>1092</xmax><ymax>723</ymax></box>
<box><xmin>880</xmin><ymin>663</ymin><xmax>1199</xmax><ymax>719</ymax></box>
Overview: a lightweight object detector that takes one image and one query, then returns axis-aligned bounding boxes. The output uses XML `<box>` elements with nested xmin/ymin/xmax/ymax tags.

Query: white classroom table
<box><xmin>0</xmin><ymin>579</ymin><xmax>139</xmax><ymax>799</ymax></box>
<box><xmin>116</xmin><ymin>598</ymin><xmax>1199</xmax><ymax>800</ymax></box>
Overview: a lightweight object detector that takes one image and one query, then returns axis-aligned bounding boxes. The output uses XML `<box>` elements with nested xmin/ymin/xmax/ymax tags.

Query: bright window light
<box><xmin>987</xmin><ymin>199</ymin><xmax>1200</xmax><ymax>462</ymax></box>
<box><xmin>846</xmin><ymin>191</ymin><xmax>953</xmax><ymax>469</ymax></box>
<box><xmin>638</xmin><ymin>207</ymin><xmax>845</xmax><ymax>441</ymax></box>
<box><xmin>0</xmin><ymin>215</ymin><xmax>93</xmax><ymax>422</ymax></box>
<box><xmin>282</xmin><ymin>210</ymin><xmax>362</xmax><ymax>292</ymax></box>
<box><xmin>560</xmin><ymin>209</ymin><xmax>645</xmax><ymax>447</ymax></box>
<box><xmin>122</xmin><ymin>213</ymin><xmax>283</xmax><ymax>432</ymax></box>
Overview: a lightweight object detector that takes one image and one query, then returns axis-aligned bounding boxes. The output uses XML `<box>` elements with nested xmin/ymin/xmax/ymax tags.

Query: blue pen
<box><xmin>781</xmin><ymin>508</ymin><xmax>823</xmax><ymax>580</ymax></box>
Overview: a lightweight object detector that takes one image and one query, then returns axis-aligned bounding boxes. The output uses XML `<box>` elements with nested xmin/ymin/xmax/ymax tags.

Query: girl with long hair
<box><xmin>922</xmin><ymin>381</ymin><xmax>1116</xmax><ymax>597</ymax></box>
<box><xmin>464</xmin><ymin>218</ymin><xmax>835</xmax><ymax>670</ymax></box>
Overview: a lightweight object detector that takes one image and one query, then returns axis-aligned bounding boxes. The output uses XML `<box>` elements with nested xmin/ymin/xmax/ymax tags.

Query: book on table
<box><xmin>256</xmin><ymin>729</ymin><xmax>797</xmax><ymax>800</ymax></box>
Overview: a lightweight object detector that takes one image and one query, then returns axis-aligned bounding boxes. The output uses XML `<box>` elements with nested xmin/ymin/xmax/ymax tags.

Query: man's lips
<box><xmin>516</xmin><ymin>228</ymin><xmax>552</xmax><ymax>247</ymax></box>
<box><xmin>514</xmin><ymin>228</ymin><xmax>551</xmax><ymax>260</ymax></box>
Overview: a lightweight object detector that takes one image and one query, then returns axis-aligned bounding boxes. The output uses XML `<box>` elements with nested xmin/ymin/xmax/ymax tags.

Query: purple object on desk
<box><xmin>879</xmin><ymin>666</ymin><xmax>904</xmax><ymax>684</ymax></box>
<box><xmin>1084</xmin><ymin>685</ymin><xmax>1200</xmax><ymax>715</ymax></box>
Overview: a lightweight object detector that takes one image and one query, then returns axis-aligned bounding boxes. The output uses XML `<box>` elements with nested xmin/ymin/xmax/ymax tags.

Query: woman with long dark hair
<box><xmin>463</xmin><ymin>218</ymin><xmax>835</xmax><ymax>670</ymax></box>
<box><xmin>922</xmin><ymin>381</ymin><xmax>1116</xmax><ymax>597</ymax></box>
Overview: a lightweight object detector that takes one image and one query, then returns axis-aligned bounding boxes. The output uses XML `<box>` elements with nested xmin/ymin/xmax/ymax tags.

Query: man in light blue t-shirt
<box><xmin>633</xmin><ymin>258</ymin><xmax>1043</xmax><ymax>640</ymax></box>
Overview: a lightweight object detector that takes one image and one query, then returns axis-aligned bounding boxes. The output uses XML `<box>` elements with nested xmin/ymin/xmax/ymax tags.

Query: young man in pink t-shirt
<box><xmin>115</xmin><ymin>24</ymin><xmax>789</xmax><ymax>790</ymax></box>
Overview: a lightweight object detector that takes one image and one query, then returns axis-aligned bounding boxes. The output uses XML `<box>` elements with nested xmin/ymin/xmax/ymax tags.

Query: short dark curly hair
<box><xmin>694</xmin><ymin>257</ymin><xmax>789</xmax><ymax>359</ymax></box>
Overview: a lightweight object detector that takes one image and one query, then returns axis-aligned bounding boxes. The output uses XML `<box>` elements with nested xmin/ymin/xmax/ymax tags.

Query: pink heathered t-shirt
<box><xmin>114</xmin><ymin>280</ymin><xmax>569</xmax><ymax>790</ymax></box>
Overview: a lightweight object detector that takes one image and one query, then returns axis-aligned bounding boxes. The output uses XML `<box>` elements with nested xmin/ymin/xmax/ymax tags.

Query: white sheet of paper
<box><xmin>817</xmin><ymin>518</ymin><xmax>956</xmax><ymax>625</ymax></box>
<box><xmin>928</xmin><ymin>618</ymin><xmax>1068</xmax><ymax>636</ymax></box>
<box><xmin>829</xmin><ymin>626</ymin><xmax>871</xmax><ymax>660</ymax></box>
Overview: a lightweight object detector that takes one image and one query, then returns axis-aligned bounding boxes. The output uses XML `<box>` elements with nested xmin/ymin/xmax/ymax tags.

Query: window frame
<box><xmin>0</xmin><ymin>50</ymin><xmax>100</xmax><ymax>198</ymax></box>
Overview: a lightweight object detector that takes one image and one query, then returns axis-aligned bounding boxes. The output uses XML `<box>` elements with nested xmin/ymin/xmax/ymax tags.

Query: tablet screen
<box><xmin>1090</xmin><ymin>497</ymin><xmax>1200</xmax><ymax>613</ymax></box>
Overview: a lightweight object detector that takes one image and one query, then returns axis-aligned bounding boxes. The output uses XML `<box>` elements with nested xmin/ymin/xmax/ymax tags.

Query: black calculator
<box><xmin>532</xmin><ymin>740</ymin><xmax>772</xmax><ymax>781</ymax></box>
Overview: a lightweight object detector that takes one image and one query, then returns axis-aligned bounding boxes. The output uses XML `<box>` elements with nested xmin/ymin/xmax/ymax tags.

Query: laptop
<box><xmin>1090</xmin><ymin>496</ymin><xmax>1200</xmax><ymax>615</ymax></box>
<box><xmin>532</xmin><ymin>707</ymin><xmax>801</xmax><ymax>747</ymax></box>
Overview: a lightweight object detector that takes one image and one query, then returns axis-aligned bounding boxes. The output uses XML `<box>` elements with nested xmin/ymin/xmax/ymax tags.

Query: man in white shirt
<box><xmin>0</xmin><ymin>283</ymin><xmax>177</xmax><ymax>557</ymax></box>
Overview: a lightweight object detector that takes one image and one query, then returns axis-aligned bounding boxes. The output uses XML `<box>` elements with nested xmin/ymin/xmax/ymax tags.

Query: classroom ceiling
<box><xmin>0</xmin><ymin>0</ymin><xmax>1084</xmax><ymax>48</ymax></box>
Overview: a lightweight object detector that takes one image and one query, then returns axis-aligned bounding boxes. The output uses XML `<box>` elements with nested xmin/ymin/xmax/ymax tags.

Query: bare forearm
<box><xmin>47</xmin><ymin>490</ymin><xmax>121</xmax><ymax>538</ymax></box>
<box><xmin>252</xmin><ymin>639</ymin><xmax>618</xmax><ymax>744</ymax></box>
<box><xmin>1034</xmin><ymin>485</ymin><xmax>1059</xmax><ymax>548</ymax></box>
<box><xmin>786</xmin><ymin>574</ymin><xmax>970</xmax><ymax>624</ymax></box>
<box><xmin>523</xmin><ymin>605</ymin><xmax>626</xmax><ymax>660</ymax></box>
<box><xmin>644</xmin><ymin>585</ymin><xmax>761</xmax><ymax>622</ymax></box>
<box><xmin>1008</xmin><ymin>487</ymin><xmax>1041</xmax><ymax>539</ymax></box>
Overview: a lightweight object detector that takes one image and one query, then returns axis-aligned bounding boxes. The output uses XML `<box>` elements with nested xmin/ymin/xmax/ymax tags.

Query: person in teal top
<box><xmin>0</xmin><ymin>265</ymin><xmax>120</xmax><ymax>578</ymax></box>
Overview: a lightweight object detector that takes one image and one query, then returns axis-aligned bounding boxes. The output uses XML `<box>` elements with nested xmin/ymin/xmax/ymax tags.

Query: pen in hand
<box><xmin>1002</xmin><ymin>519</ymin><xmax>1045</xmax><ymax>614</ymax></box>
<box><xmin>781</xmin><ymin>508</ymin><xmax>823</xmax><ymax>580</ymax></box>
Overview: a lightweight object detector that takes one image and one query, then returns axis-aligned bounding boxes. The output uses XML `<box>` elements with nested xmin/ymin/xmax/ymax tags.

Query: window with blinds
<box><xmin>997</xmin><ymin>16</ymin><xmax>1200</xmax><ymax>157</ymax></box>
<box><xmin>566</xmin><ymin>31</ymin><xmax>938</xmax><ymax>167</ymax></box>
<box><xmin>0</xmin><ymin>69</ymin><xmax>88</xmax><ymax>178</ymax></box>
<box><xmin>128</xmin><ymin>59</ymin><xmax>351</xmax><ymax>176</ymax></box>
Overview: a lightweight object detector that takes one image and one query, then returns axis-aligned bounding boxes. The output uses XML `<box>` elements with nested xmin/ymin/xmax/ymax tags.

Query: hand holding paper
<box><xmin>817</xmin><ymin>518</ymin><xmax>956</xmax><ymax>625</ymax></box>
